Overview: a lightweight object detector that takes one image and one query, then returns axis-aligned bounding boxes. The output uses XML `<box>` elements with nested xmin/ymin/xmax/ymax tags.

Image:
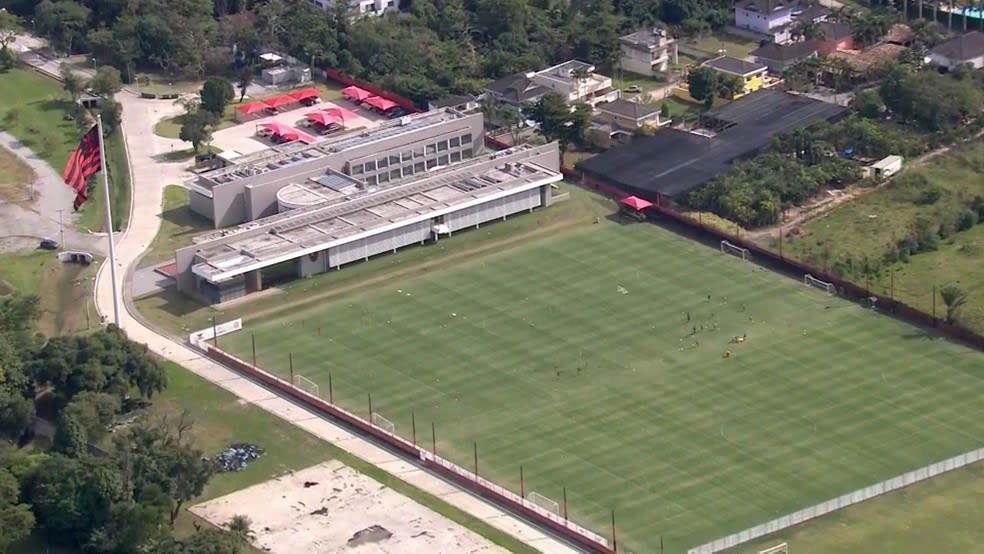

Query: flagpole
<box><xmin>96</xmin><ymin>115</ymin><xmax>122</xmax><ymax>327</ymax></box>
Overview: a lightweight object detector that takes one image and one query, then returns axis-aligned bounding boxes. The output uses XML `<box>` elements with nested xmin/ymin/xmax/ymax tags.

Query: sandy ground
<box><xmin>211</xmin><ymin>100</ymin><xmax>388</xmax><ymax>156</ymax></box>
<box><xmin>190</xmin><ymin>461</ymin><xmax>509</xmax><ymax>554</ymax></box>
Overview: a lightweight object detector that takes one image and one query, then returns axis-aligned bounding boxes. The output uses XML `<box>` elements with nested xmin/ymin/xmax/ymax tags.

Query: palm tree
<box><xmin>570</xmin><ymin>66</ymin><xmax>592</xmax><ymax>103</ymax></box>
<box><xmin>940</xmin><ymin>284</ymin><xmax>969</xmax><ymax>324</ymax></box>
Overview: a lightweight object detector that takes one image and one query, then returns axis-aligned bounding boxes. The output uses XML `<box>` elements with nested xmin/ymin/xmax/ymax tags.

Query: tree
<box><xmin>89</xmin><ymin>65</ymin><xmax>123</xmax><ymax>98</ymax></box>
<box><xmin>527</xmin><ymin>92</ymin><xmax>573</xmax><ymax>150</ymax></box>
<box><xmin>0</xmin><ymin>10</ymin><xmax>21</xmax><ymax>64</ymax></box>
<box><xmin>0</xmin><ymin>468</ymin><xmax>34</xmax><ymax>553</ymax></box>
<box><xmin>852</xmin><ymin>88</ymin><xmax>883</xmax><ymax>119</ymax></box>
<box><xmin>687</xmin><ymin>66</ymin><xmax>718</xmax><ymax>110</ymax></box>
<box><xmin>200</xmin><ymin>76</ymin><xmax>234</xmax><ymax>117</ymax></box>
<box><xmin>52</xmin><ymin>413</ymin><xmax>88</xmax><ymax>457</ymax></box>
<box><xmin>63</xmin><ymin>392</ymin><xmax>120</xmax><ymax>442</ymax></box>
<box><xmin>35</xmin><ymin>0</ymin><xmax>91</xmax><ymax>54</ymax></box>
<box><xmin>236</xmin><ymin>66</ymin><xmax>254</xmax><ymax>103</ymax></box>
<box><xmin>179</xmin><ymin>110</ymin><xmax>216</xmax><ymax>154</ymax></box>
<box><xmin>60</xmin><ymin>63</ymin><xmax>84</xmax><ymax>102</ymax></box>
<box><xmin>99</xmin><ymin>98</ymin><xmax>124</xmax><ymax>135</ymax></box>
<box><xmin>940</xmin><ymin>284</ymin><xmax>968</xmax><ymax>324</ymax></box>
<box><xmin>152</xmin><ymin>529</ymin><xmax>244</xmax><ymax>554</ymax></box>
<box><xmin>227</xmin><ymin>514</ymin><xmax>253</xmax><ymax>542</ymax></box>
<box><xmin>86</xmin><ymin>501</ymin><xmax>170</xmax><ymax>554</ymax></box>
<box><xmin>0</xmin><ymin>391</ymin><xmax>34</xmax><ymax>442</ymax></box>
<box><xmin>27</xmin><ymin>455</ymin><xmax>125</xmax><ymax>546</ymax></box>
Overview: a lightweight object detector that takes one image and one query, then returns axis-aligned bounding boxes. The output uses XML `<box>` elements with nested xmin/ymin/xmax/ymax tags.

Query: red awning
<box><xmin>288</xmin><ymin>88</ymin><xmax>320</xmax><ymax>100</ymax></box>
<box><xmin>305</xmin><ymin>111</ymin><xmax>344</xmax><ymax>126</ymax></box>
<box><xmin>237</xmin><ymin>101</ymin><xmax>270</xmax><ymax>115</ymax></box>
<box><xmin>341</xmin><ymin>85</ymin><xmax>372</xmax><ymax>102</ymax></box>
<box><xmin>260</xmin><ymin>121</ymin><xmax>296</xmax><ymax>136</ymax></box>
<box><xmin>364</xmin><ymin>96</ymin><xmax>398</xmax><ymax>111</ymax></box>
<box><xmin>323</xmin><ymin>106</ymin><xmax>356</xmax><ymax>123</ymax></box>
<box><xmin>263</xmin><ymin>94</ymin><xmax>295</xmax><ymax>108</ymax></box>
<box><xmin>620</xmin><ymin>196</ymin><xmax>653</xmax><ymax>211</ymax></box>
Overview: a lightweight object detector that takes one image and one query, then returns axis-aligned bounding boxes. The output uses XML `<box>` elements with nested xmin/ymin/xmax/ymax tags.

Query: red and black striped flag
<box><xmin>62</xmin><ymin>125</ymin><xmax>102</xmax><ymax>211</ymax></box>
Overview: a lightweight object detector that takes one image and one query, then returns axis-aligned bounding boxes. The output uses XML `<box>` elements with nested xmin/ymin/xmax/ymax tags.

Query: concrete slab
<box><xmin>131</xmin><ymin>265</ymin><xmax>174</xmax><ymax>297</ymax></box>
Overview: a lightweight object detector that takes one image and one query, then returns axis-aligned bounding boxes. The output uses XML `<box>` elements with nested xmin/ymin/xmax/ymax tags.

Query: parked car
<box><xmin>256</xmin><ymin>127</ymin><xmax>274</xmax><ymax>138</ymax></box>
<box><xmin>39</xmin><ymin>238</ymin><xmax>59</xmax><ymax>250</ymax></box>
<box><xmin>624</xmin><ymin>85</ymin><xmax>642</xmax><ymax>94</ymax></box>
<box><xmin>386</xmin><ymin>107</ymin><xmax>409</xmax><ymax>119</ymax></box>
<box><xmin>300</xmin><ymin>97</ymin><xmax>320</xmax><ymax>107</ymax></box>
<box><xmin>264</xmin><ymin>106</ymin><xmax>279</xmax><ymax>115</ymax></box>
<box><xmin>320</xmin><ymin>123</ymin><xmax>343</xmax><ymax>135</ymax></box>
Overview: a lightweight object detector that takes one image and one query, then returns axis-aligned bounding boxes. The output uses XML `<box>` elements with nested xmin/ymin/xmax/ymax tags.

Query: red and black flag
<box><xmin>62</xmin><ymin>125</ymin><xmax>102</xmax><ymax>211</ymax></box>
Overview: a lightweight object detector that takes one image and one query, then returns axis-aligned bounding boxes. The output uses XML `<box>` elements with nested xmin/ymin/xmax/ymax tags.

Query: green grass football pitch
<box><xmin>220</xmin><ymin>222</ymin><xmax>984</xmax><ymax>553</ymax></box>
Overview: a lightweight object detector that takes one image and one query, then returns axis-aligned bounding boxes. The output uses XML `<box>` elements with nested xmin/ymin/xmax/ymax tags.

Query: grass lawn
<box><xmin>687</xmin><ymin>33</ymin><xmax>759</xmax><ymax>59</ymax></box>
<box><xmin>0</xmin><ymin>252</ymin><xmax>98</xmax><ymax>336</ymax></box>
<box><xmin>139</xmin><ymin>185</ymin><xmax>213</xmax><ymax>267</ymax></box>
<box><xmin>0</xmin><ymin>67</ymin><xmax>129</xmax><ymax>233</ymax></box>
<box><xmin>726</xmin><ymin>461</ymin><xmax>984</xmax><ymax>554</ymax></box>
<box><xmin>774</xmin><ymin>140</ymin><xmax>984</xmax><ymax>331</ymax></box>
<box><xmin>0</xmin><ymin>144</ymin><xmax>37</xmax><ymax>204</ymax></box>
<box><xmin>198</xmin><ymin>209</ymin><xmax>984</xmax><ymax>553</ymax></box>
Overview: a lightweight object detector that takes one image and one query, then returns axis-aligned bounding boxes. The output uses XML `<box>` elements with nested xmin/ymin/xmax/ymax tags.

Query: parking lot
<box><xmin>210</xmin><ymin>97</ymin><xmax>390</xmax><ymax>156</ymax></box>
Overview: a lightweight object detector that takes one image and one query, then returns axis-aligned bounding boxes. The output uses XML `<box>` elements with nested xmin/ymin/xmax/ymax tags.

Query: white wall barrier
<box><xmin>688</xmin><ymin>447</ymin><xmax>984</xmax><ymax>554</ymax></box>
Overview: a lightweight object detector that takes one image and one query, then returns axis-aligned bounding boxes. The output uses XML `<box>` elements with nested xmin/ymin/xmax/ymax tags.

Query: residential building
<box><xmin>883</xmin><ymin>23</ymin><xmax>916</xmax><ymax>46</ymax></box>
<box><xmin>815</xmin><ymin>21</ymin><xmax>854</xmax><ymax>56</ymax></box>
<box><xmin>175</xmin><ymin>143</ymin><xmax>563</xmax><ymax>304</ymax></box>
<box><xmin>750</xmin><ymin>40</ymin><xmax>818</xmax><ymax>72</ymax></box>
<box><xmin>427</xmin><ymin>95</ymin><xmax>480</xmax><ymax>113</ymax></box>
<box><xmin>187</xmin><ymin>109</ymin><xmax>486</xmax><ymax>228</ymax></box>
<box><xmin>306</xmin><ymin>0</ymin><xmax>395</xmax><ymax>16</ymax></box>
<box><xmin>827</xmin><ymin>43</ymin><xmax>905</xmax><ymax>73</ymax></box>
<box><xmin>701</xmin><ymin>56</ymin><xmax>770</xmax><ymax>96</ymax></box>
<box><xmin>930</xmin><ymin>31</ymin><xmax>984</xmax><ymax>70</ymax></box>
<box><xmin>795</xmin><ymin>4</ymin><xmax>828</xmax><ymax>24</ymax></box>
<box><xmin>485</xmin><ymin>60</ymin><xmax>620</xmax><ymax>108</ymax></box>
<box><xmin>595</xmin><ymin>99</ymin><xmax>671</xmax><ymax>131</ymax></box>
<box><xmin>619</xmin><ymin>28</ymin><xmax>679</xmax><ymax>76</ymax></box>
<box><xmin>734</xmin><ymin>0</ymin><xmax>794</xmax><ymax>43</ymax></box>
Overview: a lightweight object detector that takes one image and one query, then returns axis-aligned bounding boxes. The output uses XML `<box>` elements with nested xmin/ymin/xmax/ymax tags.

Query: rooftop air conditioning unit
<box><xmin>400</xmin><ymin>116</ymin><xmax>412</xmax><ymax>126</ymax></box>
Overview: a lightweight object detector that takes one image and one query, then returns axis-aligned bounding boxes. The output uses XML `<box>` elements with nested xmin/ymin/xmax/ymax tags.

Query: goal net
<box><xmin>526</xmin><ymin>491</ymin><xmax>560</xmax><ymax>515</ymax></box>
<box><xmin>759</xmin><ymin>542</ymin><xmax>788</xmax><ymax>554</ymax></box>
<box><xmin>804</xmin><ymin>274</ymin><xmax>835</xmax><ymax>295</ymax></box>
<box><xmin>292</xmin><ymin>374</ymin><xmax>320</xmax><ymax>397</ymax></box>
<box><xmin>371</xmin><ymin>413</ymin><xmax>395</xmax><ymax>435</ymax></box>
<box><xmin>720</xmin><ymin>240</ymin><xmax>749</xmax><ymax>260</ymax></box>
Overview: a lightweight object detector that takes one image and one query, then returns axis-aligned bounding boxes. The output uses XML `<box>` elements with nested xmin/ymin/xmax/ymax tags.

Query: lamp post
<box><xmin>91</xmin><ymin>57</ymin><xmax>97</xmax><ymax>71</ymax></box>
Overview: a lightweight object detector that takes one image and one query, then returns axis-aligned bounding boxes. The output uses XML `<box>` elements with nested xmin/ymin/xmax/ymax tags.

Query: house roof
<box><xmin>883</xmin><ymin>23</ymin><xmax>916</xmax><ymax>45</ymax></box>
<box><xmin>579</xmin><ymin>89</ymin><xmax>846</xmax><ymax>197</ymax></box>
<box><xmin>795</xmin><ymin>4</ymin><xmax>828</xmax><ymax>21</ymax></box>
<box><xmin>620</xmin><ymin>28</ymin><xmax>674</xmax><ymax>49</ymax></box>
<box><xmin>751</xmin><ymin>40</ymin><xmax>819</xmax><ymax>61</ymax></box>
<box><xmin>430</xmin><ymin>94</ymin><xmax>475</xmax><ymax>108</ymax></box>
<box><xmin>829</xmin><ymin>43</ymin><xmax>905</xmax><ymax>70</ymax></box>
<box><xmin>596</xmin><ymin>99</ymin><xmax>660</xmax><ymax>120</ymax></box>
<box><xmin>703</xmin><ymin>55</ymin><xmax>768</xmax><ymax>76</ymax></box>
<box><xmin>931</xmin><ymin>31</ymin><xmax>984</xmax><ymax>62</ymax></box>
<box><xmin>485</xmin><ymin>73</ymin><xmax>549</xmax><ymax>104</ymax></box>
<box><xmin>736</xmin><ymin>0</ymin><xmax>792</xmax><ymax>14</ymax></box>
<box><xmin>818</xmin><ymin>21</ymin><xmax>853</xmax><ymax>41</ymax></box>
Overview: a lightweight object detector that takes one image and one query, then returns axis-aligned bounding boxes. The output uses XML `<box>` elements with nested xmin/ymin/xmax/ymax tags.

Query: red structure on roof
<box><xmin>237</xmin><ymin>101</ymin><xmax>270</xmax><ymax>115</ymax></box>
<box><xmin>620</xmin><ymin>196</ymin><xmax>653</xmax><ymax>211</ymax></box>
<box><xmin>364</xmin><ymin>96</ymin><xmax>398</xmax><ymax>111</ymax></box>
<box><xmin>263</xmin><ymin>94</ymin><xmax>295</xmax><ymax>108</ymax></box>
<box><xmin>288</xmin><ymin>88</ymin><xmax>320</xmax><ymax>100</ymax></box>
<box><xmin>341</xmin><ymin>85</ymin><xmax>372</xmax><ymax>102</ymax></box>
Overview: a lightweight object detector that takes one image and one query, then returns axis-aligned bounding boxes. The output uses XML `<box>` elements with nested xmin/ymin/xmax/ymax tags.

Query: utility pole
<box><xmin>57</xmin><ymin>209</ymin><xmax>64</xmax><ymax>249</ymax></box>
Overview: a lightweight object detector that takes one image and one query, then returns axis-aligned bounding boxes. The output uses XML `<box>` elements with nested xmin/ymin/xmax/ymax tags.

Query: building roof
<box><xmin>702</xmin><ymin>56</ymin><xmax>768</xmax><ymax>76</ymax></box>
<box><xmin>578</xmin><ymin>89</ymin><xmax>846</xmax><ymax>197</ymax></box>
<box><xmin>620</xmin><ymin>28</ymin><xmax>674</xmax><ymax>49</ymax></box>
<box><xmin>596</xmin><ymin>99</ymin><xmax>660</xmax><ymax>120</ymax></box>
<box><xmin>829</xmin><ymin>43</ymin><xmax>905</xmax><ymax>70</ymax></box>
<box><xmin>736</xmin><ymin>0</ymin><xmax>792</xmax><ymax>14</ymax></box>
<box><xmin>818</xmin><ymin>21</ymin><xmax>853</xmax><ymax>41</ymax></box>
<box><xmin>883</xmin><ymin>23</ymin><xmax>916</xmax><ymax>45</ymax></box>
<box><xmin>931</xmin><ymin>31</ymin><xmax>984</xmax><ymax>62</ymax></box>
<box><xmin>795</xmin><ymin>4</ymin><xmax>829</xmax><ymax>21</ymax></box>
<box><xmin>430</xmin><ymin>94</ymin><xmax>476</xmax><ymax>109</ymax></box>
<box><xmin>485</xmin><ymin>73</ymin><xmax>550</xmax><ymax>104</ymax></box>
<box><xmin>751</xmin><ymin>40</ymin><xmax>819</xmax><ymax>61</ymax></box>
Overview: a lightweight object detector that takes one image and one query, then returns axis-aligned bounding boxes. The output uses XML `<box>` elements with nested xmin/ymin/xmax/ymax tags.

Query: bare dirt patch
<box><xmin>0</xmin><ymin>144</ymin><xmax>36</xmax><ymax>204</ymax></box>
<box><xmin>190</xmin><ymin>461</ymin><xmax>508</xmax><ymax>554</ymax></box>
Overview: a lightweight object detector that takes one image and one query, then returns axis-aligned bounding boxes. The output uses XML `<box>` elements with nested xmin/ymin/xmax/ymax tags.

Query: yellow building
<box><xmin>700</xmin><ymin>56</ymin><xmax>769</xmax><ymax>97</ymax></box>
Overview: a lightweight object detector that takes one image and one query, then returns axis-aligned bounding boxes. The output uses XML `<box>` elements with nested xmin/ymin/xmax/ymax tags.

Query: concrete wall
<box><xmin>735</xmin><ymin>6</ymin><xmax>792</xmax><ymax>34</ymax></box>
<box><xmin>445</xmin><ymin>189</ymin><xmax>542</xmax><ymax>232</ymax></box>
<box><xmin>298</xmin><ymin>249</ymin><xmax>328</xmax><ymax>277</ymax></box>
<box><xmin>328</xmin><ymin>220</ymin><xmax>433</xmax><ymax>268</ymax></box>
<box><xmin>188</xmin><ymin>189</ymin><xmax>214</xmax><ymax>221</ymax></box>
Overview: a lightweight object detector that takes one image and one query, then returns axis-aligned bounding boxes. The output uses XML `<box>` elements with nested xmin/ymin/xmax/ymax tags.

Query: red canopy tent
<box><xmin>305</xmin><ymin>111</ymin><xmax>344</xmax><ymax>126</ymax></box>
<box><xmin>620</xmin><ymin>196</ymin><xmax>653</xmax><ymax>211</ymax></box>
<box><xmin>364</xmin><ymin>96</ymin><xmax>398</xmax><ymax>111</ymax></box>
<box><xmin>341</xmin><ymin>85</ymin><xmax>372</xmax><ymax>102</ymax></box>
<box><xmin>263</xmin><ymin>94</ymin><xmax>295</xmax><ymax>108</ymax></box>
<box><xmin>260</xmin><ymin>121</ymin><xmax>297</xmax><ymax>137</ymax></box>
<box><xmin>323</xmin><ymin>106</ymin><xmax>356</xmax><ymax>123</ymax></box>
<box><xmin>288</xmin><ymin>88</ymin><xmax>320</xmax><ymax>100</ymax></box>
<box><xmin>237</xmin><ymin>101</ymin><xmax>270</xmax><ymax>115</ymax></box>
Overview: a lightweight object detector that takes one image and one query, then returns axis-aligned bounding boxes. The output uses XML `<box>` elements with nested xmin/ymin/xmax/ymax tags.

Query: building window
<box><xmin>414</xmin><ymin>162</ymin><xmax>425</xmax><ymax>172</ymax></box>
<box><xmin>437</xmin><ymin>140</ymin><xmax>448</xmax><ymax>152</ymax></box>
<box><xmin>462</xmin><ymin>148</ymin><xmax>473</xmax><ymax>158</ymax></box>
<box><xmin>378</xmin><ymin>157</ymin><xmax>389</xmax><ymax>168</ymax></box>
<box><xmin>414</xmin><ymin>147</ymin><xmax>425</xmax><ymax>158</ymax></box>
<box><xmin>379</xmin><ymin>172</ymin><xmax>390</xmax><ymax>183</ymax></box>
<box><xmin>450</xmin><ymin>136</ymin><xmax>461</xmax><ymax>147</ymax></box>
<box><xmin>403</xmin><ymin>165</ymin><xmax>414</xmax><ymax>177</ymax></box>
<box><xmin>461</xmin><ymin>133</ymin><xmax>472</xmax><ymax>144</ymax></box>
<box><xmin>438</xmin><ymin>154</ymin><xmax>449</xmax><ymax>165</ymax></box>
<box><xmin>350</xmin><ymin>163</ymin><xmax>364</xmax><ymax>175</ymax></box>
<box><xmin>450</xmin><ymin>151</ymin><xmax>461</xmax><ymax>163</ymax></box>
<box><xmin>390</xmin><ymin>169</ymin><xmax>401</xmax><ymax>180</ymax></box>
<box><xmin>426</xmin><ymin>143</ymin><xmax>436</xmax><ymax>155</ymax></box>
<box><xmin>366</xmin><ymin>175</ymin><xmax>378</xmax><ymax>186</ymax></box>
<box><xmin>364</xmin><ymin>160</ymin><xmax>376</xmax><ymax>171</ymax></box>
<box><xmin>426</xmin><ymin>158</ymin><xmax>437</xmax><ymax>169</ymax></box>
<box><xmin>402</xmin><ymin>150</ymin><xmax>413</xmax><ymax>162</ymax></box>
<box><xmin>389</xmin><ymin>154</ymin><xmax>400</xmax><ymax>165</ymax></box>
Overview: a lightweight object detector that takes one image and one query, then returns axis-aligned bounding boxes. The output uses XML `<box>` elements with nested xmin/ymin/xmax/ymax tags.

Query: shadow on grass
<box><xmin>162</xmin><ymin>203</ymin><xmax>212</xmax><ymax>236</ymax></box>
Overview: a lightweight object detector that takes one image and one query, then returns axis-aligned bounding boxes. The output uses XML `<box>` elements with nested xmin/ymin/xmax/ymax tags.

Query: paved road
<box><xmin>5</xmin><ymin>36</ymin><xmax>590</xmax><ymax>554</ymax></box>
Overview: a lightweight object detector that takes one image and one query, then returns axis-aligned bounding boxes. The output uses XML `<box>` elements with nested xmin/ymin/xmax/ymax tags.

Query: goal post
<box><xmin>526</xmin><ymin>491</ymin><xmax>560</xmax><ymax>515</ymax></box>
<box><xmin>804</xmin><ymin>273</ymin><xmax>835</xmax><ymax>295</ymax></box>
<box><xmin>292</xmin><ymin>374</ymin><xmax>320</xmax><ymax>397</ymax></box>
<box><xmin>759</xmin><ymin>542</ymin><xmax>788</xmax><ymax>554</ymax></box>
<box><xmin>720</xmin><ymin>240</ymin><xmax>749</xmax><ymax>260</ymax></box>
<box><xmin>371</xmin><ymin>413</ymin><xmax>395</xmax><ymax>435</ymax></box>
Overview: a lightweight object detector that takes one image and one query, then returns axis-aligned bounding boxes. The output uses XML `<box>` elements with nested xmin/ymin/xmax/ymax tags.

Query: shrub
<box><xmin>916</xmin><ymin>184</ymin><xmax>942</xmax><ymax>205</ymax></box>
<box><xmin>956</xmin><ymin>209</ymin><xmax>978</xmax><ymax>231</ymax></box>
<box><xmin>140</xmin><ymin>92</ymin><xmax>157</xmax><ymax>99</ymax></box>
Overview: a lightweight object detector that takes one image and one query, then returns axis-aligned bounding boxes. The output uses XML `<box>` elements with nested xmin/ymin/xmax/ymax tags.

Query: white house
<box><xmin>734</xmin><ymin>0</ymin><xmax>794</xmax><ymax>44</ymax></box>
<box><xmin>929</xmin><ymin>31</ymin><xmax>984</xmax><ymax>70</ymax></box>
<box><xmin>619</xmin><ymin>28</ymin><xmax>679</xmax><ymax>76</ymax></box>
<box><xmin>485</xmin><ymin>60</ymin><xmax>620</xmax><ymax>107</ymax></box>
<box><xmin>305</xmin><ymin>0</ymin><xmax>395</xmax><ymax>16</ymax></box>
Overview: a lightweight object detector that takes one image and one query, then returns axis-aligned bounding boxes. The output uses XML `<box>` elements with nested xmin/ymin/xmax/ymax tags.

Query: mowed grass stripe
<box><xmin>222</xmin><ymin>222</ymin><xmax>984</xmax><ymax>552</ymax></box>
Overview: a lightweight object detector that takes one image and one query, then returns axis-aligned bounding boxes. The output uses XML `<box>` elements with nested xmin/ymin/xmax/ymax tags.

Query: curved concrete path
<box><xmin>67</xmin><ymin>66</ymin><xmax>586</xmax><ymax>554</ymax></box>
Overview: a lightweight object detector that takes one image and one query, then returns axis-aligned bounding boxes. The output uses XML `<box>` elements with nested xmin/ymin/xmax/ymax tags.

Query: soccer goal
<box><xmin>759</xmin><ymin>542</ymin><xmax>788</xmax><ymax>554</ymax></box>
<box><xmin>292</xmin><ymin>374</ymin><xmax>320</xmax><ymax>397</ymax></box>
<box><xmin>720</xmin><ymin>240</ymin><xmax>749</xmax><ymax>260</ymax></box>
<box><xmin>526</xmin><ymin>491</ymin><xmax>560</xmax><ymax>515</ymax></box>
<box><xmin>804</xmin><ymin>274</ymin><xmax>835</xmax><ymax>295</ymax></box>
<box><xmin>371</xmin><ymin>413</ymin><xmax>395</xmax><ymax>435</ymax></box>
